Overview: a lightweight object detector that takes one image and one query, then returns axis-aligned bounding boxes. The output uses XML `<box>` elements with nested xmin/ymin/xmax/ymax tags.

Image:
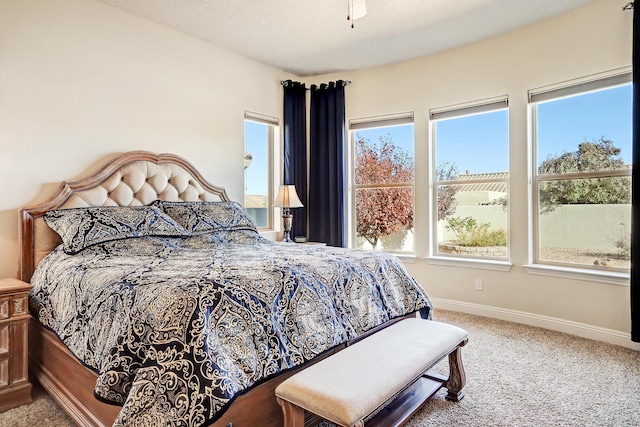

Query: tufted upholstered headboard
<box><xmin>19</xmin><ymin>151</ymin><xmax>230</xmax><ymax>282</ymax></box>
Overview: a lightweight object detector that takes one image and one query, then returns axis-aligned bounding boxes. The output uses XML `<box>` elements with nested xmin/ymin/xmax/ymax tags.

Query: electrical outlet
<box><xmin>475</xmin><ymin>279</ymin><xmax>483</xmax><ymax>291</ymax></box>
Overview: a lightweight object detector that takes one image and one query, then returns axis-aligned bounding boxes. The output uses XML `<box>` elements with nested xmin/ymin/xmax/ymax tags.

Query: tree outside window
<box><xmin>533</xmin><ymin>79</ymin><xmax>632</xmax><ymax>270</ymax></box>
<box><xmin>351</xmin><ymin>122</ymin><xmax>414</xmax><ymax>252</ymax></box>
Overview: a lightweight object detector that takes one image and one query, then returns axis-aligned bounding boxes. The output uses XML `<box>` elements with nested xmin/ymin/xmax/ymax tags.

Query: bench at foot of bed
<box><xmin>275</xmin><ymin>318</ymin><xmax>469</xmax><ymax>427</ymax></box>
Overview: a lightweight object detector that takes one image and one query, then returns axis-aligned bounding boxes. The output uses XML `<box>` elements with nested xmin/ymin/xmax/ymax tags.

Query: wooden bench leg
<box><xmin>277</xmin><ymin>397</ymin><xmax>306</xmax><ymax>427</ymax></box>
<box><xmin>444</xmin><ymin>339</ymin><xmax>467</xmax><ymax>402</ymax></box>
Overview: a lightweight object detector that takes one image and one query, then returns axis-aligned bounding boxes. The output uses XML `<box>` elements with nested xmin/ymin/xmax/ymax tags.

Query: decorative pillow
<box><xmin>153</xmin><ymin>200</ymin><xmax>258</xmax><ymax>235</ymax></box>
<box><xmin>44</xmin><ymin>205</ymin><xmax>190</xmax><ymax>254</ymax></box>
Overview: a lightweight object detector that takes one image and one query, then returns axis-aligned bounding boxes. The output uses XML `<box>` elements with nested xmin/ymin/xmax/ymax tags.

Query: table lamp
<box><xmin>273</xmin><ymin>185</ymin><xmax>304</xmax><ymax>242</ymax></box>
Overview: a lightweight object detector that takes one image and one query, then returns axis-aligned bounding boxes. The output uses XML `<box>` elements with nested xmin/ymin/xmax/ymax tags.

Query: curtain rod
<box><xmin>623</xmin><ymin>1</ymin><xmax>633</xmax><ymax>10</ymax></box>
<box><xmin>280</xmin><ymin>80</ymin><xmax>351</xmax><ymax>87</ymax></box>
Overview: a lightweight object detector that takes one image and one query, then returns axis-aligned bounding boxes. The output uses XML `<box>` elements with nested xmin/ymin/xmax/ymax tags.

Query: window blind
<box><xmin>244</xmin><ymin>111</ymin><xmax>279</xmax><ymax>126</ymax></box>
<box><xmin>349</xmin><ymin>112</ymin><xmax>414</xmax><ymax>130</ymax></box>
<box><xmin>430</xmin><ymin>97</ymin><xmax>508</xmax><ymax>121</ymax></box>
<box><xmin>529</xmin><ymin>72</ymin><xmax>632</xmax><ymax>103</ymax></box>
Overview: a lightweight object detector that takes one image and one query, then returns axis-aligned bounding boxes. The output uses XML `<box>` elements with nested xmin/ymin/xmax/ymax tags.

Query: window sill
<box><xmin>522</xmin><ymin>264</ymin><xmax>630</xmax><ymax>286</ymax></box>
<box><xmin>396</xmin><ymin>254</ymin><xmax>417</xmax><ymax>264</ymax></box>
<box><xmin>258</xmin><ymin>230</ymin><xmax>278</xmax><ymax>241</ymax></box>
<box><xmin>426</xmin><ymin>256</ymin><xmax>512</xmax><ymax>272</ymax></box>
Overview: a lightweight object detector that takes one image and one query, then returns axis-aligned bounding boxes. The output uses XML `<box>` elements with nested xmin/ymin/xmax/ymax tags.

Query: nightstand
<box><xmin>0</xmin><ymin>278</ymin><xmax>33</xmax><ymax>412</ymax></box>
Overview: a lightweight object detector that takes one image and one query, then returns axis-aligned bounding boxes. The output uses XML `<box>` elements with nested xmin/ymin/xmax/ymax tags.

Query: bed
<box><xmin>18</xmin><ymin>151</ymin><xmax>432</xmax><ymax>427</ymax></box>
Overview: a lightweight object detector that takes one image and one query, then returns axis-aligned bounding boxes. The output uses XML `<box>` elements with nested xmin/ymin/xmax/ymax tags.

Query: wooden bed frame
<box><xmin>18</xmin><ymin>151</ymin><xmax>414</xmax><ymax>427</ymax></box>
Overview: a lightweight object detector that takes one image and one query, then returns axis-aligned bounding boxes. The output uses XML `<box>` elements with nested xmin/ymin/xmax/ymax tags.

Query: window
<box><xmin>530</xmin><ymin>71</ymin><xmax>632</xmax><ymax>272</ymax></box>
<box><xmin>430</xmin><ymin>97</ymin><xmax>509</xmax><ymax>260</ymax></box>
<box><xmin>244</xmin><ymin>112</ymin><xmax>279</xmax><ymax>229</ymax></box>
<box><xmin>349</xmin><ymin>114</ymin><xmax>414</xmax><ymax>253</ymax></box>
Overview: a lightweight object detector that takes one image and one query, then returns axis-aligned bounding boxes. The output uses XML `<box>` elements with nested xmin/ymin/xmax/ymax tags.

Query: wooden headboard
<box><xmin>19</xmin><ymin>151</ymin><xmax>230</xmax><ymax>282</ymax></box>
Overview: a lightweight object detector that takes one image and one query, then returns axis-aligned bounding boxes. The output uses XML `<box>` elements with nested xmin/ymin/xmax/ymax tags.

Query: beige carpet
<box><xmin>0</xmin><ymin>310</ymin><xmax>638</xmax><ymax>427</ymax></box>
<box><xmin>407</xmin><ymin>310</ymin><xmax>640</xmax><ymax>427</ymax></box>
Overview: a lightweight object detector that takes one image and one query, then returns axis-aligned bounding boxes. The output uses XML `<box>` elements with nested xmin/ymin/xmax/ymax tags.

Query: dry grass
<box><xmin>540</xmin><ymin>247</ymin><xmax>630</xmax><ymax>269</ymax></box>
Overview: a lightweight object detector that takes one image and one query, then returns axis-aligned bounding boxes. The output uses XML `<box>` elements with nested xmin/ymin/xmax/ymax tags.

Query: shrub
<box><xmin>445</xmin><ymin>216</ymin><xmax>507</xmax><ymax>247</ymax></box>
<box><xmin>614</xmin><ymin>223</ymin><xmax>631</xmax><ymax>259</ymax></box>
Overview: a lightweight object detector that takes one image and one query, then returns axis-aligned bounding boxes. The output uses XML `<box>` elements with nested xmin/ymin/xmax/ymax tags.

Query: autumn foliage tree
<box><xmin>436</xmin><ymin>162</ymin><xmax>459</xmax><ymax>221</ymax></box>
<box><xmin>355</xmin><ymin>135</ymin><xmax>414</xmax><ymax>248</ymax></box>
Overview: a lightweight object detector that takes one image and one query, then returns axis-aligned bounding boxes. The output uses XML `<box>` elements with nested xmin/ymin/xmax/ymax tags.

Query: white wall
<box><xmin>309</xmin><ymin>1</ymin><xmax>637</xmax><ymax>347</ymax></box>
<box><xmin>0</xmin><ymin>0</ymin><xmax>292</xmax><ymax>278</ymax></box>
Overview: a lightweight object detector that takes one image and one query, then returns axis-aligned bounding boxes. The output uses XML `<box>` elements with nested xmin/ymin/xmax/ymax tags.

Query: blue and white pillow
<box><xmin>44</xmin><ymin>205</ymin><xmax>190</xmax><ymax>254</ymax></box>
<box><xmin>153</xmin><ymin>200</ymin><xmax>258</xmax><ymax>235</ymax></box>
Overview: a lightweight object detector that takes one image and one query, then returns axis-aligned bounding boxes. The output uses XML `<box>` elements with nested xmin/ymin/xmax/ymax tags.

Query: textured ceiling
<box><xmin>97</xmin><ymin>0</ymin><xmax>597</xmax><ymax>77</ymax></box>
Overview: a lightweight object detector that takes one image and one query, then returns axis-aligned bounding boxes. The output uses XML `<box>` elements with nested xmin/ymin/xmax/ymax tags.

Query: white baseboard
<box><xmin>430</xmin><ymin>298</ymin><xmax>640</xmax><ymax>351</ymax></box>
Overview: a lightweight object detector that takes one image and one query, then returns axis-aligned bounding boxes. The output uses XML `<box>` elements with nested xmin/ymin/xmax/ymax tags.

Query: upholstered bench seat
<box><xmin>275</xmin><ymin>318</ymin><xmax>469</xmax><ymax>427</ymax></box>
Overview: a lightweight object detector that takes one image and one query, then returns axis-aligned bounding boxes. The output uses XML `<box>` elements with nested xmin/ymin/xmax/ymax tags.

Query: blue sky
<box><xmin>358</xmin><ymin>84</ymin><xmax>632</xmax><ymax>176</ymax></box>
<box><xmin>435</xmin><ymin>111</ymin><xmax>508</xmax><ymax>174</ymax></box>
<box><xmin>245</xmin><ymin>121</ymin><xmax>268</xmax><ymax>195</ymax></box>
<box><xmin>246</xmin><ymin>83</ymin><xmax>632</xmax><ymax>194</ymax></box>
<box><xmin>536</xmin><ymin>85</ymin><xmax>632</xmax><ymax>166</ymax></box>
<box><xmin>354</xmin><ymin>124</ymin><xmax>415</xmax><ymax>156</ymax></box>
<box><xmin>353</xmin><ymin>113</ymin><xmax>508</xmax><ymax>175</ymax></box>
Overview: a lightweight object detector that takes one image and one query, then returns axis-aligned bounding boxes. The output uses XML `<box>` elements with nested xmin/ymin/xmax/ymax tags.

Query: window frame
<box><xmin>348</xmin><ymin>112</ymin><xmax>416</xmax><ymax>254</ymax></box>
<box><xmin>429</xmin><ymin>96</ymin><xmax>510</xmax><ymax>262</ymax></box>
<box><xmin>243</xmin><ymin>111</ymin><xmax>279</xmax><ymax>231</ymax></box>
<box><xmin>528</xmin><ymin>70</ymin><xmax>632</xmax><ymax>275</ymax></box>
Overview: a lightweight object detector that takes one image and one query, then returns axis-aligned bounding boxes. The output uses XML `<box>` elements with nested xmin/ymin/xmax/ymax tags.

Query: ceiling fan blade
<box><xmin>352</xmin><ymin>0</ymin><xmax>367</xmax><ymax>19</ymax></box>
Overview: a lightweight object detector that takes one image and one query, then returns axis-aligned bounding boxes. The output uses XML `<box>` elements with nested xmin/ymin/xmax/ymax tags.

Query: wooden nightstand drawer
<box><xmin>0</xmin><ymin>357</ymin><xmax>8</xmax><ymax>388</ymax></box>
<box><xmin>0</xmin><ymin>298</ymin><xmax>8</xmax><ymax>320</ymax></box>
<box><xmin>0</xmin><ymin>323</ymin><xmax>8</xmax><ymax>355</ymax></box>
<box><xmin>0</xmin><ymin>278</ymin><xmax>33</xmax><ymax>411</ymax></box>
<box><xmin>11</xmin><ymin>295</ymin><xmax>28</xmax><ymax>318</ymax></box>
<box><xmin>0</xmin><ymin>295</ymin><xmax>28</xmax><ymax>320</ymax></box>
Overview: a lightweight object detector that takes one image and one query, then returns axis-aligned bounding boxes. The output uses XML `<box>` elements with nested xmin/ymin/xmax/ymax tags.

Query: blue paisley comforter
<box><xmin>30</xmin><ymin>229</ymin><xmax>432</xmax><ymax>426</ymax></box>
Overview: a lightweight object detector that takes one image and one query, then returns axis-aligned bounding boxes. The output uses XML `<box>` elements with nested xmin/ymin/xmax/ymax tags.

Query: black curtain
<box><xmin>631</xmin><ymin>5</ymin><xmax>639</xmax><ymax>342</ymax></box>
<box><xmin>308</xmin><ymin>81</ymin><xmax>347</xmax><ymax>247</ymax></box>
<box><xmin>282</xmin><ymin>80</ymin><xmax>308</xmax><ymax>239</ymax></box>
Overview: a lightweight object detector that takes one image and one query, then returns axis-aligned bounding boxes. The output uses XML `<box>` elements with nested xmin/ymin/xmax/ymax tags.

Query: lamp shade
<box><xmin>273</xmin><ymin>185</ymin><xmax>303</xmax><ymax>208</ymax></box>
